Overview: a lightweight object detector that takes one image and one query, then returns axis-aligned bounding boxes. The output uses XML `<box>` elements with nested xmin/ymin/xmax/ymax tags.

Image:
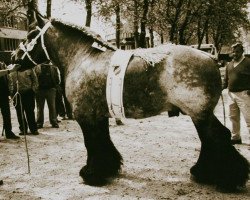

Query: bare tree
<box><xmin>139</xmin><ymin>0</ymin><xmax>149</xmax><ymax>48</ymax></box>
<box><xmin>115</xmin><ymin>3</ymin><xmax>121</xmax><ymax>48</ymax></box>
<box><xmin>47</xmin><ymin>0</ymin><xmax>52</xmax><ymax>19</ymax></box>
<box><xmin>132</xmin><ymin>0</ymin><xmax>139</xmax><ymax>48</ymax></box>
<box><xmin>85</xmin><ymin>0</ymin><xmax>92</xmax><ymax>27</ymax></box>
<box><xmin>1</xmin><ymin>0</ymin><xmax>28</xmax><ymax>21</ymax></box>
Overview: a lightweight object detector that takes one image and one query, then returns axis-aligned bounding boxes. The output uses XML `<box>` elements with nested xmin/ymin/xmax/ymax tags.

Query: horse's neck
<box><xmin>45</xmin><ymin>25</ymin><xmax>110</xmax><ymax>77</ymax></box>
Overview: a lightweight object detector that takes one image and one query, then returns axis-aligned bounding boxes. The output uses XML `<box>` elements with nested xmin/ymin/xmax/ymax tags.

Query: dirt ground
<box><xmin>0</xmin><ymin>90</ymin><xmax>249</xmax><ymax>200</ymax></box>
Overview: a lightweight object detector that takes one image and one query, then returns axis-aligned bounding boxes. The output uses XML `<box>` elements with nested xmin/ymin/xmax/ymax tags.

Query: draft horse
<box><xmin>12</xmin><ymin>11</ymin><xmax>249</xmax><ymax>192</ymax></box>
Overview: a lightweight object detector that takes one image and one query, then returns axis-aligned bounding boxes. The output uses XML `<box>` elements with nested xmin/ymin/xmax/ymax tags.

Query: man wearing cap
<box><xmin>223</xmin><ymin>42</ymin><xmax>250</xmax><ymax>145</ymax></box>
<box><xmin>0</xmin><ymin>63</ymin><xmax>20</xmax><ymax>186</ymax></box>
<box><xmin>0</xmin><ymin>62</ymin><xmax>20</xmax><ymax>140</ymax></box>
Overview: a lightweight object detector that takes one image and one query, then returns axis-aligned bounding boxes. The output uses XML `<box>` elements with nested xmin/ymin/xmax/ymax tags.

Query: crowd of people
<box><xmin>0</xmin><ymin>61</ymin><xmax>74</xmax><ymax>186</ymax></box>
<box><xmin>0</xmin><ymin>61</ymin><xmax>73</xmax><ymax>140</ymax></box>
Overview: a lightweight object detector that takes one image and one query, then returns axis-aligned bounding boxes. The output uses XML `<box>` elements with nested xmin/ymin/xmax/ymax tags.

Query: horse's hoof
<box><xmin>79</xmin><ymin>166</ymin><xmax>107</xmax><ymax>186</ymax></box>
<box><xmin>215</xmin><ymin>184</ymin><xmax>247</xmax><ymax>193</ymax></box>
<box><xmin>190</xmin><ymin>165</ymin><xmax>214</xmax><ymax>185</ymax></box>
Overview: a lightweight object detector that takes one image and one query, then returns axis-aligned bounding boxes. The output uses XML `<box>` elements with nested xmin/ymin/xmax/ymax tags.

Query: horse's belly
<box><xmin>123</xmin><ymin>57</ymin><xmax>168</xmax><ymax>118</ymax></box>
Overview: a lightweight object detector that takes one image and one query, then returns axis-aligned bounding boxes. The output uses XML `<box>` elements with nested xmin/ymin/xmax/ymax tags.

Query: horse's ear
<box><xmin>36</xmin><ymin>11</ymin><xmax>49</xmax><ymax>27</ymax></box>
<box><xmin>27</xmin><ymin>10</ymin><xmax>38</xmax><ymax>31</ymax></box>
<box><xmin>27</xmin><ymin>4</ymin><xmax>48</xmax><ymax>30</ymax></box>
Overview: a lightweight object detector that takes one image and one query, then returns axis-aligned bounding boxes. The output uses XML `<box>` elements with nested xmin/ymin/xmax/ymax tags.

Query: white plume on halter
<box><xmin>18</xmin><ymin>21</ymin><xmax>52</xmax><ymax>65</ymax></box>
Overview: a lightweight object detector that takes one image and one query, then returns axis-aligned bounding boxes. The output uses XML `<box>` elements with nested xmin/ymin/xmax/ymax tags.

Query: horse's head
<box><xmin>12</xmin><ymin>10</ymin><xmax>51</xmax><ymax>69</ymax></box>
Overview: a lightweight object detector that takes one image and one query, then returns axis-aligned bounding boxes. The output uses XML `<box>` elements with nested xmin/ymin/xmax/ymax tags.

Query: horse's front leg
<box><xmin>191</xmin><ymin>113</ymin><xmax>249</xmax><ymax>192</ymax></box>
<box><xmin>77</xmin><ymin>116</ymin><xmax>123</xmax><ymax>186</ymax></box>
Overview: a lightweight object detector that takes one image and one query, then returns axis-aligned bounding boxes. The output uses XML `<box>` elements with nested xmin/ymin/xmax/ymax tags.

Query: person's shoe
<box><xmin>231</xmin><ymin>139</ymin><xmax>242</xmax><ymax>145</ymax></box>
<box><xmin>31</xmin><ymin>131</ymin><xmax>39</xmax><ymax>135</ymax></box>
<box><xmin>52</xmin><ymin>124</ymin><xmax>59</xmax><ymax>128</ymax></box>
<box><xmin>115</xmin><ymin>119</ymin><xmax>124</xmax><ymax>126</ymax></box>
<box><xmin>19</xmin><ymin>131</ymin><xmax>29</xmax><ymax>136</ymax></box>
<box><xmin>5</xmin><ymin>131</ymin><xmax>20</xmax><ymax>139</ymax></box>
<box><xmin>0</xmin><ymin>180</ymin><xmax>3</xmax><ymax>185</ymax></box>
<box><xmin>37</xmin><ymin>124</ymin><xmax>43</xmax><ymax>129</ymax></box>
<box><xmin>60</xmin><ymin>115</ymin><xmax>66</xmax><ymax>120</ymax></box>
<box><xmin>67</xmin><ymin>115</ymin><xmax>74</xmax><ymax>120</ymax></box>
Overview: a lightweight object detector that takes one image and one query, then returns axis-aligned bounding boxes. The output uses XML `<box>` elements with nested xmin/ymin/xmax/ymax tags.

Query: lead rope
<box><xmin>1</xmin><ymin>125</ymin><xmax>4</xmax><ymax>136</ymax></box>
<box><xmin>12</xmin><ymin>71</ymin><xmax>31</xmax><ymax>174</ymax></box>
<box><xmin>220</xmin><ymin>94</ymin><xmax>226</xmax><ymax>126</ymax></box>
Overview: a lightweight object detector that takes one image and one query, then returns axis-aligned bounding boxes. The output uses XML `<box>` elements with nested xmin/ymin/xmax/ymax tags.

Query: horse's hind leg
<box><xmin>191</xmin><ymin>113</ymin><xmax>249</xmax><ymax>192</ymax></box>
<box><xmin>77</xmin><ymin>117</ymin><xmax>122</xmax><ymax>186</ymax></box>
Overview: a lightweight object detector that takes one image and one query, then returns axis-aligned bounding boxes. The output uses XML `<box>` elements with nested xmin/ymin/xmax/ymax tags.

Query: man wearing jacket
<box><xmin>0</xmin><ymin>63</ymin><xmax>20</xmax><ymax>186</ymax></box>
<box><xmin>9</xmin><ymin>68</ymin><xmax>39</xmax><ymax>135</ymax></box>
<box><xmin>223</xmin><ymin>42</ymin><xmax>250</xmax><ymax>145</ymax></box>
<box><xmin>0</xmin><ymin>62</ymin><xmax>20</xmax><ymax>140</ymax></box>
<box><xmin>35</xmin><ymin>61</ymin><xmax>60</xmax><ymax>128</ymax></box>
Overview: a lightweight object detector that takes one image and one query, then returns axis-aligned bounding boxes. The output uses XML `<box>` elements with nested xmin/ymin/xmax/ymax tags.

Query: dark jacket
<box><xmin>35</xmin><ymin>63</ymin><xmax>60</xmax><ymax>90</ymax></box>
<box><xmin>223</xmin><ymin>57</ymin><xmax>250</xmax><ymax>92</ymax></box>
<box><xmin>9</xmin><ymin>69</ymin><xmax>38</xmax><ymax>96</ymax></box>
<box><xmin>0</xmin><ymin>62</ymin><xmax>10</xmax><ymax>96</ymax></box>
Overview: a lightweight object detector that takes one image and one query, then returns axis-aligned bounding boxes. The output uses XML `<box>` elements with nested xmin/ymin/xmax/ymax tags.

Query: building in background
<box><xmin>106</xmin><ymin>32</ymin><xmax>136</xmax><ymax>50</ymax></box>
<box><xmin>0</xmin><ymin>3</ymin><xmax>27</xmax><ymax>64</ymax></box>
<box><xmin>105</xmin><ymin>22</ymin><xmax>161</xmax><ymax>50</ymax></box>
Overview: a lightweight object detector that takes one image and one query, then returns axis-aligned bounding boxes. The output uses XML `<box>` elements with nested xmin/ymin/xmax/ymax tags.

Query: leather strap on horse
<box><xmin>106</xmin><ymin>50</ymin><xmax>133</xmax><ymax>118</ymax></box>
<box><xmin>17</xmin><ymin>21</ymin><xmax>52</xmax><ymax>65</ymax></box>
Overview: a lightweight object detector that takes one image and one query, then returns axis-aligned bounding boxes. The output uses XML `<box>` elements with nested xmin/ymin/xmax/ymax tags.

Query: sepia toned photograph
<box><xmin>0</xmin><ymin>0</ymin><xmax>250</xmax><ymax>199</ymax></box>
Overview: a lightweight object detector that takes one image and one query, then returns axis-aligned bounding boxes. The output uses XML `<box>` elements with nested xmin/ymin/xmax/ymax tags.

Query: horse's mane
<box><xmin>51</xmin><ymin>19</ymin><xmax>117</xmax><ymax>51</ymax></box>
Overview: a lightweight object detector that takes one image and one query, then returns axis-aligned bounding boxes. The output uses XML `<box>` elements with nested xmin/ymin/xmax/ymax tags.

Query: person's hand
<box><xmin>7</xmin><ymin>64</ymin><xmax>21</xmax><ymax>72</ymax></box>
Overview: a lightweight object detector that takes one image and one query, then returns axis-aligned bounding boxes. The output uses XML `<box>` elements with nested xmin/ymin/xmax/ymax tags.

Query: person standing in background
<box><xmin>223</xmin><ymin>42</ymin><xmax>250</xmax><ymax>145</ymax></box>
<box><xmin>35</xmin><ymin>61</ymin><xmax>60</xmax><ymax>128</ymax></box>
<box><xmin>0</xmin><ymin>62</ymin><xmax>20</xmax><ymax>185</ymax></box>
<box><xmin>0</xmin><ymin>62</ymin><xmax>20</xmax><ymax>140</ymax></box>
<box><xmin>9</xmin><ymin>68</ymin><xmax>39</xmax><ymax>135</ymax></box>
<box><xmin>59</xmin><ymin>80</ymin><xmax>74</xmax><ymax>120</ymax></box>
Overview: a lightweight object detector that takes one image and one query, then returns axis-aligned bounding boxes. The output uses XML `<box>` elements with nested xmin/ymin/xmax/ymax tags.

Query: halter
<box><xmin>17</xmin><ymin>21</ymin><xmax>52</xmax><ymax>65</ymax></box>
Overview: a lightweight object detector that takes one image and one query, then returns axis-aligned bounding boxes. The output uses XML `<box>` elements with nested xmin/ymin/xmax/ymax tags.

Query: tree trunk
<box><xmin>115</xmin><ymin>4</ymin><xmax>121</xmax><ymax>49</ymax></box>
<box><xmin>85</xmin><ymin>0</ymin><xmax>92</xmax><ymax>27</ymax></box>
<box><xmin>133</xmin><ymin>0</ymin><xmax>139</xmax><ymax>48</ymax></box>
<box><xmin>178</xmin><ymin>0</ymin><xmax>191</xmax><ymax>45</ymax></box>
<box><xmin>160</xmin><ymin>32</ymin><xmax>164</xmax><ymax>44</ymax></box>
<box><xmin>139</xmin><ymin>0</ymin><xmax>149</xmax><ymax>48</ymax></box>
<box><xmin>46</xmin><ymin>0</ymin><xmax>52</xmax><ymax>19</ymax></box>
<box><xmin>197</xmin><ymin>18</ymin><xmax>209</xmax><ymax>48</ymax></box>
<box><xmin>149</xmin><ymin>0</ymin><xmax>155</xmax><ymax>47</ymax></box>
<box><xmin>205</xmin><ymin>31</ymin><xmax>209</xmax><ymax>44</ymax></box>
<box><xmin>149</xmin><ymin>27</ymin><xmax>154</xmax><ymax>47</ymax></box>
